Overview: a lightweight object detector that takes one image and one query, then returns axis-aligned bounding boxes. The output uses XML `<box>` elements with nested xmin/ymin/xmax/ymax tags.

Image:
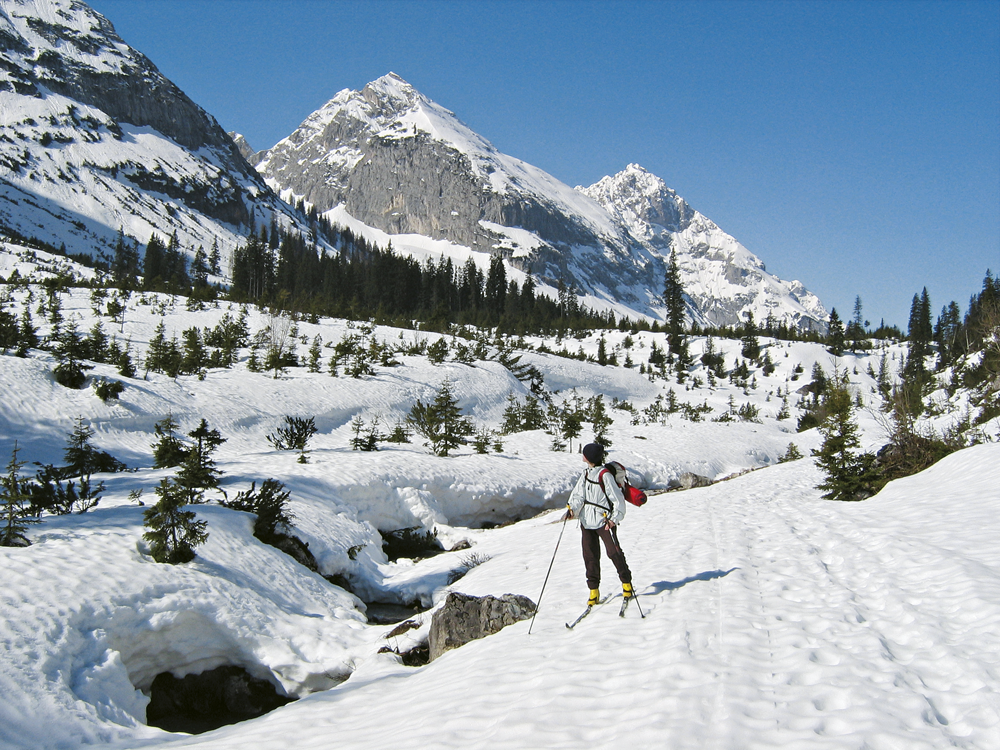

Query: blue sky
<box><xmin>88</xmin><ymin>0</ymin><xmax>999</xmax><ymax>329</ymax></box>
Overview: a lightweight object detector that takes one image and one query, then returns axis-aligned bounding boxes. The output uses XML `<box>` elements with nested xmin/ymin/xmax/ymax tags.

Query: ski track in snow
<box><xmin>132</xmin><ymin>449</ymin><xmax>1000</xmax><ymax>750</ymax></box>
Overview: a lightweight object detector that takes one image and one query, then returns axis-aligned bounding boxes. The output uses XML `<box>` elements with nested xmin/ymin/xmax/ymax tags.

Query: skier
<box><xmin>566</xmin><ymin>442</ymin><xmax>634</xmax><ymax>606</ymax></box>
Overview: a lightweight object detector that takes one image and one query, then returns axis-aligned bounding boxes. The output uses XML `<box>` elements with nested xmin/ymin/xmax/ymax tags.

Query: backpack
<box><xmin>599</xmin><ymin>461</ymin><xmax>648</xmax><ymax>507</ymax></box>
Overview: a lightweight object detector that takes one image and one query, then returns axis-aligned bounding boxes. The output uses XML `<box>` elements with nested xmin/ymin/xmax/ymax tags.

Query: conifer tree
<box><xmin>826</xmin><ymin>308</ymin><xmax>846</xmax><ymax>356</ymax></box>
<box><xmin>142</xmin><ymin>234</ymin><xmax>166</xmax><ymax>288</ymax></box>
<box><xmin>86</xmin><ymin>321</ymin><xmax>109</xmax><ymax>363</ymax></box>
<box><xmin>143</xmin><ymin>477</ymin><xmax>208</xmax><ymax>564</ymax></box>
<box><xmin>53</xmin><ymin>321</ymin><xmax>92</xmax><ymax>389</ymax></box>
<box><xmin>64</xmin><ymin>416</ymin><xmax>97</xmax><ymax>476</ymax></box>
<box><xmin>589</xmin><ymin>394</ymin><xmax>613</xmax><ymax>448</ymax></box>
<box><xmin>208</xmin><ymin>238</ymin><xmax>221</xmax><ymax>276</ymax></box>
<box><xmin>152</xmin><ymin>413</ymin><xmax>188</xmax><ymax>468</ymax></box>
<box><xmin>406</xmin><ymin>380</ymin><xmax>472</xmax><ymax>456</ymax></box>
<box><xmin>307</xmin><ymin>335</ymin><xmax>323</xmax><ymax>373</ymax></box>
<box><xmin>500</xmin><ymin>393</ymin><xmax>522</xmax><ymax>435</ymax></box>
<box><xmin>663</xmin><ymin>249</ymin><xmax>689</xmax><ymax>367</ymax></box>
<box><xmin>740</xmin><ymin>312</ymin><xmax>761</xmax><ymax>362</ymax></box>
<box><xmin>561</xmin><ymin>409</ymin><xmax>584</xmax><ymax>453</ymax></box>
<box><xmin>0</xmin><ymin>294</ymin><xmax>16</xmax><ymax>353</ymax></box>
<box><xmin>181</xmin><ymin>327</ymin><xmax>207</xmax><ymax>375</ymax></box>
<box><xmin>812</xmin><ymin>372</ymin><xmax>879</xmax><ymax>501</ymax></box>
<box><xmin>15</xmin><ymin>308</ymin><xmax>38</xmax><ymax>357</ymax></box>
<box><xmin>175</xmin><ymin>419</ymin><xmax>226</xmax><ymax>502</ymax></box>
<box><xmin>1</xmin><ymin>442</ymin><xmax>38</xmax><ymax>547</ymax></box>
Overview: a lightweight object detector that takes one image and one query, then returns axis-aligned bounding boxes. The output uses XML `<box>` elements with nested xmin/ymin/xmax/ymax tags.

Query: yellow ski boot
<box><xmin>587</xmin><ymin>588</ymin><xmax>600</xmax><ymax>606</ymax></box>
<box><xmin>622</xmin><ymin>582</ymin><xmax>635</xmax><ymax>600</ymax></box>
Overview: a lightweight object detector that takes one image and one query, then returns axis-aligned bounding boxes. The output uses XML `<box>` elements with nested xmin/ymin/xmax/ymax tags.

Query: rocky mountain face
<box><xmin>580</xmin><ymin>165</ymin><xmax>828</xmax><ymax>330</ymax></box>
<box><xmin>256</xmin><ymin>74</ymin><xmax>827</xmax><ymax>330</ymax></box>
<box><xmin>0</xmin><ymin>0</ymin><xmax>304</xmax><ymax>262</ymax></box>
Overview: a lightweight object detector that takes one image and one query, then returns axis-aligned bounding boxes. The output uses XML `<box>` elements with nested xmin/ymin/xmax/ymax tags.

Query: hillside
<box><xmin>2</xmin><ymin>245</ymin><xmax>998</xmax><ymax>749</ymax></box>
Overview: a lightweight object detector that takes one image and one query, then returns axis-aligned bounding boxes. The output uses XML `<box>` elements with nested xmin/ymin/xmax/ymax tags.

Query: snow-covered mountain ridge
<box><xmin>0</xmin><ymin>0</ymin><xmax>309</xmax><ymax>263</ymax></box>
<box><xmin>255</xmin><ymin>74</ymin><xmax>828</xmax><ymax>330</ymax></box>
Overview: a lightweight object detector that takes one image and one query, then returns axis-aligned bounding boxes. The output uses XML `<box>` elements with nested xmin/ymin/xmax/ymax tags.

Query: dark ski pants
<box><xmin>581</xmin><ymin>526</ymin><xmax>631</xmax><ymax>590</ymax></box>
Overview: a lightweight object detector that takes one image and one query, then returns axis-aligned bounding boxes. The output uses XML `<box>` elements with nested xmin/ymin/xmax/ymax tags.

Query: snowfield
<box><xmin>1</xmin><ymin>247</ymin><xmax>998</xmax><ymax>749</ymax></box>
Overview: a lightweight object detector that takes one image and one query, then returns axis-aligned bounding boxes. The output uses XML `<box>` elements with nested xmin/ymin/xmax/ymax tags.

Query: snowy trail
<box><xmin>145</xmin><ymin>448</ymin><xmax>1000</xmax><ymax>750</ymax></box>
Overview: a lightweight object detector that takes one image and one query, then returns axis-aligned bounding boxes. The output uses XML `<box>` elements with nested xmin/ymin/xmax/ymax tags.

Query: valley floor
<box><xmin>128</xmin><ymin>445</ymin><xmax>1000</xmax><ymax>750</ymax></box>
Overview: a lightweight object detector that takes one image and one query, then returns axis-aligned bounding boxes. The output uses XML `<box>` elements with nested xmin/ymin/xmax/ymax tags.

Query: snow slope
<box><xmin>156</xmin><ymin>445</ymin><xmax>1000</xmax><ymax>750</ymax></box>
<box><xmin>1</xmin><ymin>248</ymin><xmax>997</xmax><ymax>749</ymax></box>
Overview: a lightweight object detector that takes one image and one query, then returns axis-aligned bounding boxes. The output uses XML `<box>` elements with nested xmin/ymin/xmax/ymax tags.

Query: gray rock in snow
<box><xmin>676</xmin><ymin>472</ymin><xmax>713</xmax><ymax>490</ymax></box>
<box><xmin>428</xmin><ymin>592</ymin><xmax>536</xmax><ymax>662</ymax></box>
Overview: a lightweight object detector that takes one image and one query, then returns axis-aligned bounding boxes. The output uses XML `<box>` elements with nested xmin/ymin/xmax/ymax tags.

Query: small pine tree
<box><xmin>152</xmin><ymin>413</ymin><xmax>189</xmax><ymax>468</ymax></box>
<box><xmin>221</xmin><ymin>478</ymin><xmax>293</xmax><ymax>542</ymax></box>
<box><xmin>406</xmin><ymin>380</ymin><xmax>472</xmax><ymax>457</ymax></box>
<box><xmin>53</xmin><ymin>322</ymin><xmax>92</xmax><ymax>389</ymax></box>
<box><xmin>500</xmin><ymin>393</ymin><xmax>522</xmax><ymax>435</ymax></box>
<box><xmin>349</xmin><ymin>415</ymin><xmax>367</xmax><ymax>451</ymax></box>
<box><xmin>15</xmin><ymin>308</ymin><xmax>39</xmax><ymax>357</ymax></box>
<box><xmin>307</xmin><ymin>335</ymin><xmax>323</xmax><ymax>373</ymax></box>
<box><xmin>778</xmin><ymin>443</ymin><xmax>804</xmax><ymax>463</ymax></box>
<box><xmin>267</xmin><ymin>416</ymin><xmax>318</xmax><ymax>453</ymax></box>
<box><xmin>561</xmin><ymin>411</ymin><xmax>583</xmax><ymax>453</ymax></box>
<box><xmin>175</xmin><ymin>419</ymin><xmax>225</xmax><ymax>502</ymax></box>
<box><xmin>386</xmin><ymin>420</ymin><xmax>411</xmax><ymax>444</ymax></box>
<box><xmin>812</xmin><ymin>373</ymin><xmax>879</xmax><ymax>501</ymax></box>
<box><xmin>1</xmin><ymin>442</ymin><xmax>38</xmax><ymax>547</ymax></box>
<box><xmin>589</xmin><ymin>395</ymin><xmax>613</xmax><ymax>448</ymax></box>
<box><xmin>427</xmin><ymin>337</ymin><xmax>449</xmax><ymax>365</ymax></box>
<box><xmin>143</xmin><ymin>477</ymin><xmax>208</xmax><ymax>564</ymax></box>
<box><xmin>181</xmin><ymin>327</ymin><xmax>207</xmax><ymax>376</ymax></box>
<box><xmin>827</xmin><ymin>308</ymin><xmax>846</xmax><ymax>356</ymax></box>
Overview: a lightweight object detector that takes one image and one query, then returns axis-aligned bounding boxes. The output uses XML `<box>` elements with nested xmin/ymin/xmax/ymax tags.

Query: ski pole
<box><xmin>527</xmin><ymin>510</ymin><xmax>569</xmax><ymax>634</ymax></box>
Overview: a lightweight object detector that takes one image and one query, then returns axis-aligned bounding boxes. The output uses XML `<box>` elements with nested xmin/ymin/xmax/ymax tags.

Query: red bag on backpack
<box><xmin>601</xmin><ymin>461</ymin><xmax>648</xmax><ymax>507</ymax></box>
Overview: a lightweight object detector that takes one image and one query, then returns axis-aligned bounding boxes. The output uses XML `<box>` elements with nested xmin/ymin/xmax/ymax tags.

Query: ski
<box><xmin>565</xmin><ymin>594</ymin><xmax>615</xmax><ymax>629</ymax></box>
<box><xmin>619</xmin><ymin>594</ymin><xmax>646</xmax><ymax>619</ymax></box>
<box><xmin>565</xmin><ymin>606</ymin><xmax>594</xmax><ymax>629</ymax></box>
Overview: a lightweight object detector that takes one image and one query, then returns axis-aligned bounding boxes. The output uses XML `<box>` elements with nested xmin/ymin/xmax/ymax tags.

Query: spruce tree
<box><xmin>663</xmin><ymin>249</ymin><xmax>689</xmax><ymax>368</ymax></box>
<box><xmin>812</xmin><ymin>372</ymin><xmax>879</xmax><ymax>501</ymax></box>
<box><xmin>1</xmin><ymin>442</ymin><xmax>38</xmax><ymax>547</ymax></box>
<box><xmin>0</xmin><ymin>295</ymin><xmax>16</xmax><ymax>353</ymax></box>
<box><xmin>152</xmin><ymin>413</ymin><xmax>189</xmax><ymax>468</ymax></box>
<box><xmin>740</xmin><ymin>312</ymin><xmax>761</xmax><ymax>362</ymax></box>
<box><xmin>180</xmin><ymin>327</ymin><xmax>207</xmax><ymax>375</ymax></box>
<box><xmin>53</xmin><ymin>322</ymin><xmax>92</xmax><ymax>389</ymax></box>
<box><xmin>175</xmin><ymin>419</ymin><xmax>226</xmax><ymax>502</ymax></box>
<box><xmin>826</xmin><ymin>308</ymin><xmax>846</xmax><ymax>356</ymax></box>
<box><xmin>15</xmin><ymin>308</ymin><xmax>38</xmax><ymax>357</ymax></box>
<box><xmin>406</xmin><ymin>380</ymin><xmax>472</xmax><ymax>456</ymax></box>
<box><xmin>589</xmin><ymin>394</ymin><xmax>613</xmax><ymax>448</ymax></box>
<box><xmin>143</xmin><ymin>477</ymin><xmax>208</xmax><ymax>564</ymax></box>
<box><xmin>307</xmin><ymin>335</ymin><xmax>323</xmax><ymax>373</ymax></box>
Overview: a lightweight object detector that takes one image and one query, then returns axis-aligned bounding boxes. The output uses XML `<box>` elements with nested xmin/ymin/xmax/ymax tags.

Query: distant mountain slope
<box><xmin>580</xmin><ymin>165</ymin><xmax>828</xmax><ymax>329</ymax></box>
<box><xmin>0</xmin><ymin>0</ymin><xmax>305</xmax><ymax>261</ymax></box>
<box><xmin>255</xmin><ymin>73</ymin><xmax>827</xmax><ymax>330</ymax></box>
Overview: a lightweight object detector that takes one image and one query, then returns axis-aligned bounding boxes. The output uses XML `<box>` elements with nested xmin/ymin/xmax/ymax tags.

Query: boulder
<box><xmin>677</xmin><ymin>472</ymin><xmax>713</xmax><ymax>489</ymax></box>
<box><xmin>428</xmin><ymin>593</ymin><xmax>536</xmax><ymax>661</ymax></box>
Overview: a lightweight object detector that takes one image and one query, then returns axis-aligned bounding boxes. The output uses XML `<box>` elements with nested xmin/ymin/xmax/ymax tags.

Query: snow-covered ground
<box><xmin>2</xmin><ymin>246</ymin><xmax>998</xmax><ymax>748</ymax></box>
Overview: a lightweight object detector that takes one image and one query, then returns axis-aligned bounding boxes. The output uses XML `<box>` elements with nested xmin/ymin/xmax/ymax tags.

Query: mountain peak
<box><xmin>361</xmin><ymin>72</ymin><xmax>420</xmax><ymax>109</ymax></box>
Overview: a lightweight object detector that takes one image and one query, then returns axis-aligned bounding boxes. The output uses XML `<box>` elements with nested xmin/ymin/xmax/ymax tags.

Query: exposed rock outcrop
<box><xmin>428</xmin><ymin>592</ymin><xmax>536</xmax><ymax>661</ymax></box>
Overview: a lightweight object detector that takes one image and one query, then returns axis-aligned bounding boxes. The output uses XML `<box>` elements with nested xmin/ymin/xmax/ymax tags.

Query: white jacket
<box><xmin>567</xmin><ymin>466</ymin><xmax>627</xmax><ymax>530</ymax></box>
